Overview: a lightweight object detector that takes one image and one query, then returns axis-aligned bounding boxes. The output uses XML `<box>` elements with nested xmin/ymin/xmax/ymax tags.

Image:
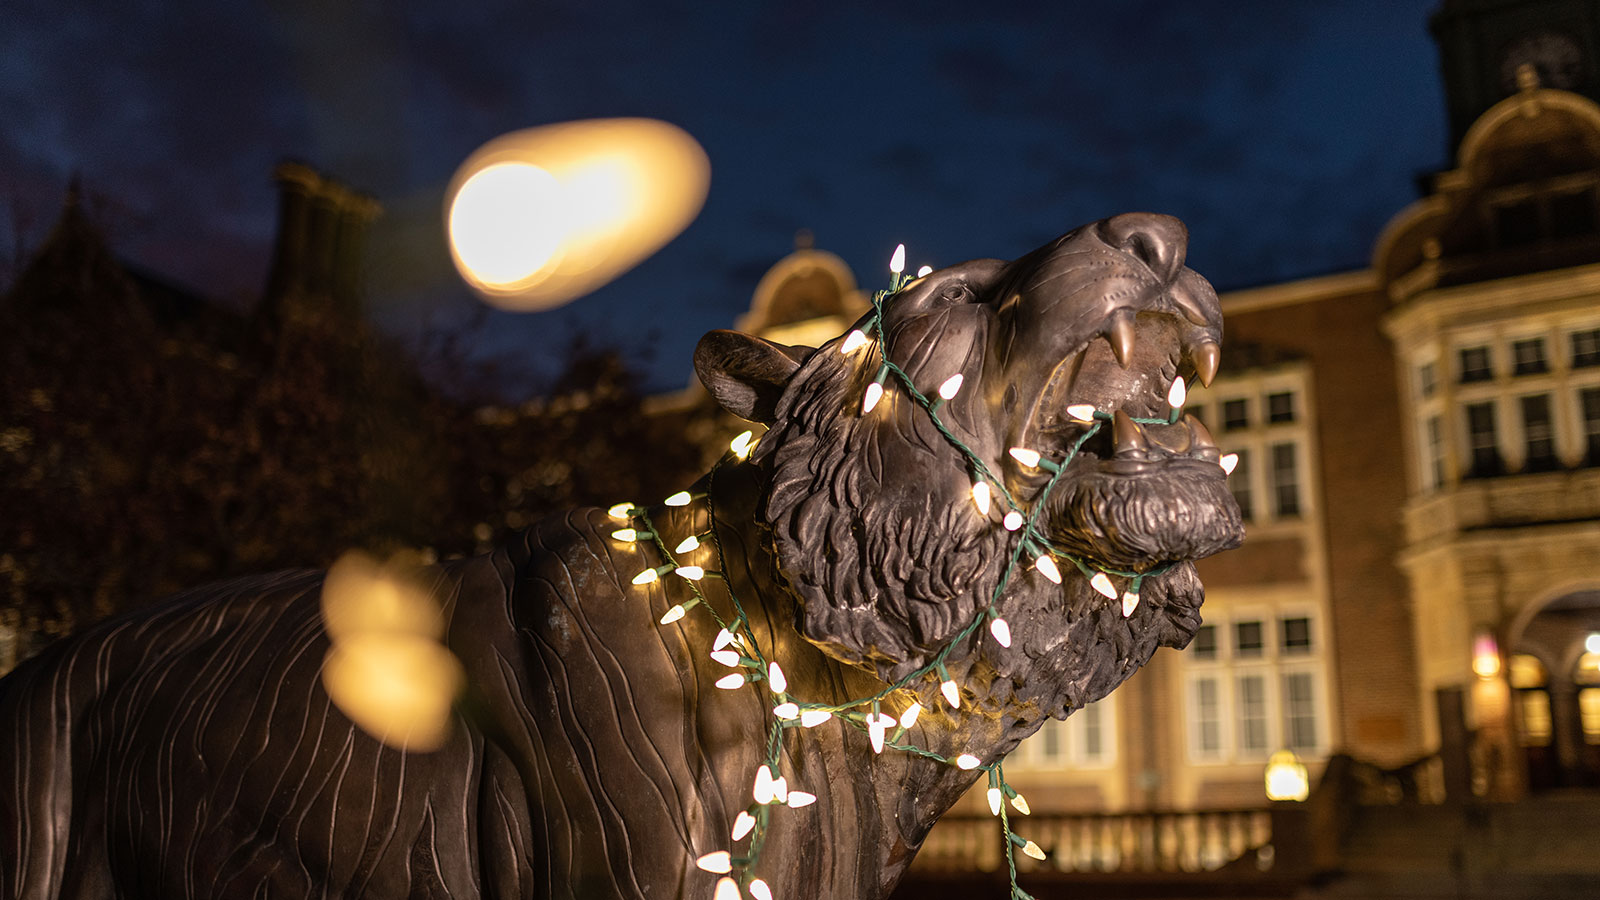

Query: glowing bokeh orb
<box><xmin>446</xmin><ymin>118</ymin><xmax>711</xmax><ymax>310</ymax></box>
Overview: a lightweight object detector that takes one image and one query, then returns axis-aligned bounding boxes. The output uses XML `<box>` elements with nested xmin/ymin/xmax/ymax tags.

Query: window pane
<box><xmin>1080</xmin><ymin>704</ymin><xmax>1103</xmax><ymax>759</ymax></box>
<box><xmin>1508</xmin><ymin>654</ymin><xmax>1548</xmax><ymax>690</ymax></box>
<box><xmin>1235</xmin><ymin>620</ymin><xmax>1264</xmax><ymax>657</ymax></box>
<box><xmin>1041</xmin><ymin>719</ymin><xmax>1063</xmax><ymax>760</ymax></box>
<box><xmin>1237</xmin><ymin>674</ymin><xmax>1270</xmax><ymax>753</ymax></box>
<box><xmin>1229</xmin><ymin>449</ymin><xmax>1254</xmax><ymax>520</ymax></box>
<box><xmin>1271</xmin><ymin>442</ymin><xmax>1300</xmax><ymax>516</ymax></box>
<box><xmin>1520</xmin><ymin>394</ymin><xmax>1557</xmax><ymax>472</ymax></box>
<box><xmin>1425</xmin><ymin>416</ymin><xmax>1446</xmax><ymax>488</ymax></box>
<box><xmin>1465</xmin><ymin>401</ymin><xmax>1503</xmax><ymax>477</ymax></box>
<box><xmin>1580</xmin><ymin>688</ymin><xmax>1600</xmax><ymax>745</ymax></box>
<box><xmin>1281</xmin><ymin>616</ymin><xmax>1313</xmax><ymax>654</ymax></box>
<box><xmin>1520</xmin><ymin>691</ymin><xmax>1553</xmax><ymax>746</ymax></box>
<box><xmin>1283</xmin><ymin>672</ymin><xmax>1318</xmax><ymax>751</ymax></box>
<box><xmin>1573</xmin><ymin>329</ymin><xmax>1600</xmax><ymax>368</ymax></box>
<box><xmin>1512</xmin><ymin>338</ymin><xmax>1548</xmax><ymax>375</ymax></box>
<box><xmin>1583</xmin><ymin>387</ymin><xmax>1600</xmax><ymax>467</ymax></box>
<box><xmin>1459</xmin><ymin>346</ymin><xmax>1494</xmax><ymax>383</ymax></box>
<box><xmin>1194</xmin><ymin>678</ymin><xmax>1222</xmax><ymax>754</ymax></box>
<box><xmin>1267</xmin><ymin>391</ymin><xmax>1295</xmax><ymax>423</ymax></box>
<box><xmin>1191</xmin><ymin>624</ymin><xmax>1218</xmax><ymax>660</ymax></box>
<box><xmin>1223</xmin><ymin>398</ymin><xmax>1250</xmax><ymax>431</ymax></box>
<box><xmin>1418</xmin><ymin>362</ymin><xmax>1437</xmax><ymax>398</ymax></box>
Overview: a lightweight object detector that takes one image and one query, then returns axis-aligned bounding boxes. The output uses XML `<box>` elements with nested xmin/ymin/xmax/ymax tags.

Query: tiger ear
<box><xmin>694</xmin><ymin>329</ymin><xmax>812</xmax><ymax>424</ymax></box>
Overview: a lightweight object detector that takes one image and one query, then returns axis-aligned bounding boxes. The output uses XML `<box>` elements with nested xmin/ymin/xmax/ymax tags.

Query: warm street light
<box><xmin>1264</xmin><ymin>749</ymin><xmax>1309</xmax><ymax>802</ymax></box>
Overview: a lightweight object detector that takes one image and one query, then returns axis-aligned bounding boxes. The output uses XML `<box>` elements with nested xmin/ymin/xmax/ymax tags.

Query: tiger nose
<box><xmin>1097</xmin><ymin>213</ymin><xmax>1187</xmax><ymax>284</ymax></box>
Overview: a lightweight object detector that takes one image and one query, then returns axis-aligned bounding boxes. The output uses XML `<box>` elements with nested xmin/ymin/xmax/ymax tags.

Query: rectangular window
<box><xmin>1520</xmin><ymin>394</ymin><xmax>1558</xmax><ymax>472</ymax></box>
<box><xmin>1585</xmin><ymin>387</ymin><xmax>1600</xmax><ymax>467</ymax></box>
<box><xmin>1465</xmin><ymin>401</ymin><xmax>1503</xmax><ymax>477</ymax></box>
<box><xmin>1237</xmin><ymin>674</ymin><xmax>1270</xmax><ymax>755</ymax></box>
<box><xmin>1229</xmin><ymin>449</ymin><xmax>1254</xmax><ymax>520</ymax></box>
<box><xmin>1191</xmin><ymin>624</ymin><xmax>1218</xmax><ymax>660</ymax></box>
<box><xmin>1281</xmin><ymin>616</ymin><xmax>1313</xmax><ymax>654</ymax></box>
<box><xmin>1223</xmin><ymin>398</ymin><xmax>1250</xmax><ymax>431</ymax></box>
<box><xmin>1573</xmin><ymin>328</ymin><xmax>1600</xmax><ymax>368</ymax></box>
<box><xmin>1459</xmin><ymin>346</ymin><xmax>1494</xmax><ymax>383</ymax></box>
<box><xmin>1079</xmin><ymin>703</ymin><xmax>1104</xmax><ymax>760</ymax></box>
<box><xmin>1193</xmin><ymin>677</ymin><xmax>1223</xmax><ymax>756</ymax></box>
<box><xmin>1425</xmin><ymin>415</ymin><xmax>1447</xmax><ymax>489</ymax></box>
<box><xmin>1418</xmin><ymin>362</ymin><xmax>1438</xmax><ymax>398</ymax></box>
<box><xmin>1235</xmin><ymin>620</ymin><xmax>1265</xmax><ymax>658</ymax></box>
<box><xmin>1040</xmin><ymin>718</ymin><xmax>1063</xmax><ymax>761</ymax></box>
<box><xmin>1580</xmin><ymin>688</ymin><xmax>1600</xmax><ymax>745</ymax></box>
<box><xmin>1266</xmin><ymin>391</ymin><xmax>1295</xmax><ymax>423</ymax></box>
<box><xmin>1283</xmin><ymin>672</ymin><xmax>1318</xmax><ymax>751</ymax></box>
<box><xmin>1520</xmin><ymin>692</ymin><xmax>1553</xmax><ymax>746</ymax></box>
<box><xmin>1271</xmin><ymin>442</ymin><xmax>1300</xmax><ymax>517</ymax></box>
<box><xmin>1512</xmin><ymin>338</ymin><xmax>1549</xmax><ymax>375</ymax></box>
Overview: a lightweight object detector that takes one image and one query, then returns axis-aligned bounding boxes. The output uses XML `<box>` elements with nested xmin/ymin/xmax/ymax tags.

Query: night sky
<box><xmin>1</xmin><ymin>0</ymin><xmax>1446</xmax><ymax>392</ymax></box>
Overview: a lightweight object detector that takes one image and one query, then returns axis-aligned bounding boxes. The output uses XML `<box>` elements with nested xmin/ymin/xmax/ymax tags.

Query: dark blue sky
<box><xmin>0</xmin><ymin>1</ymin><xmax>1446</xmax><ymax>392</ymax></box>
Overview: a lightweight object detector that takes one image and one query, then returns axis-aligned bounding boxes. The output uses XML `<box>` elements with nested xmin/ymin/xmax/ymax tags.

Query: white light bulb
<box><xmin>748</xmin><ymin>878</ymin><xmax>773</xmax><ymax>900</ymax></box>
<box><xmin>800</xmin><ymin>709</ymin><xmax>833</xmax><ymax>728</ymax></box>
<box><xmin>840</xmin><ymin>329</ymin><xmax>870</xmax><ymax>354</ymax></box>
<box><xmin>916</xmin><ymin>265</ymin><xmax>933</xmax><ymax>277</ymax></box>
<box><xmin>990</xmin><ymin>617</ymin><xmax>1012</xmax><ymax>648</ymax></box>
<box><xmin>971</xmin><ymin>480</ymin><xmax>991</xmax><ymax>516</ymax></box>
<box><xmin>956</xmin><ymin>754</ymin><xmax>981</xmax><ymax>770</ymax></box>
<box><xmin>941</xmin><ymin>679</ymin><xmax>961</xmax><ymax>709</ymax></box>
<box><xmin>1008</xmin><ymin>447</ymin><xmax>1041</xmax><ymax>467</ymax></box>
<box><xmin>1220</xmin><ymin>452</ymin><xmax>1239</xmax><ymax>475</ymax></box>
<box><xmin>1011</xmin><ymin>793</ymin><xmax>1031</xmax><ymax>815</ymax></box>
<box><xmin>659</xmin><ymin>605</ymin><xmax>687</xmax><ymax>625</ymax></box>
<box><xmin>713</xmin><ymin>628</ymin><xmax>737</xmax><ymax>651</ymax></box>
<box><xmin>612</xmin><ymin>528</ymin><xmax>639</xmax><ymax>542</ymax></box>
<box><xmin>675</xmin><ymin>565</ymin><xmax>705</xmax><ymax>580</ymax></box>
<box><xmin>753</xmin><ymin>765</ymin><xmax>775</xmax><ymax>804</ymax></box>
<box><xmin>890</xmin><ymin>243</ymin><xmax>906</xmax><ymax>274</ymax></box>
<box><xmin>665</xmin><ymin>490</ymin><xmax>693</xmax><ymax>506</ymax></box>
<box><xmin>772</xmin><ymin>776</ymin><xmax>788</xmax><ymax>803</ymax></box>
<box><xmin>1034</xmin><ymin>554</ymin><xmax>1062</xmax><ymax>584</ymax></box>
<box><xmin>632</xmin><ymin>568</ymin><xmax>660</xmax><ymax>585</ymax></box>
<box><xmin>717</xmin><ymin>673</ymin><xmax>746</xmax><ymax>690</ymax></box>
<box><xmin>862</xmin><ymin>381</ymin><xmax>884</xmax><ymax>414</ymax></box>
<box><xmin>607</xmin><ymin>502</ymin><xmax>634</xmax><ymax>519</ymax></box>
<box><xmin>696</xmin><ymin>851</ymin><xmax>733</xmax><ymax>874</ymax></box>
<box><xmin>899</xmin><ymin>702</ymin><xmax>922</xmax><ymax>730</ymax></box>
<box><xmin>1167</xmin><ymin>376</ymin><xmax>1187</xmax><ymax>409</ymax></box>
<box><xmin>1022</xmin><ymin>840</ymin><xmax>1045</xmax><ymax>860</ymax></box>
<box><xmin>1003</xmin><ymin>511</ymin><xmax>1024</xmax><ymax>531</ymax></box>
<box><xmin>715</xmin><ymin>877</ymin><xmax>741</xmax><ymax>900</ymax></box>
<box><xmin>732</xmin><ymin>810</ymin><xmax>757</xmax><ymax>841</ymax></box>
<box><xmin>675</xmin><ymin>535</ymin><xmax>701</xmax><ymax>553</ymax></box>
<box><xmin>987</xmin><ymin>787</ymin><xmax>1003</xmax><ymax>816</ymax></box>
<box><xmin>869</xmin><ymin>719</ymin><xmax>887</xmax><ymax>754</ymax></box>
<box><xmin>938</xmin><ymin>373</ymin><xmax>963</xmax><ymax>400</ymax></box>
<box><xmin>786</xmin><ymin>791</ymin><xmax>816</xmax><ymax>808</ymax></box>
<box><xmin>710</xmin><ymin>649</ymin><xmax>741</xmax><ymax>667</ymax></box>
<box><xmin>729</xmin><ymin>430</ymin><xmax>754</xmax><ymax>459</ymax></box>
<box><xmin>1090</xmin><ymin>572</ymin><xmax>1117</xmax><ymax>599</ymax></box>
<box><xmin>1066</xmin><ymin>404</ymin><xmax>1097</xmax><ymax>423</ymax></box>
<box><xmin>1121</xmin><ymin>591</ymin><xmax>1141</xmax><ymax>617</ymax></box>
<box><xmin>767</xmin><ymin>662</ymin><xmax>787</xmax><ymax>694</ymax></box>
<box><xmin>773</xmin><ymin>702</ymin><xmax>800</xmax><ymax>720</ymax></box>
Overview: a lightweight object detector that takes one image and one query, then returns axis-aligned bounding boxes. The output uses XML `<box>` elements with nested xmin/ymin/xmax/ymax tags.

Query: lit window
<box><xmin>1235</xmin><ymin>620</ymin><xmax>1265</xmax><ymax>658</ymax></box>
<box><xmin>1281</xmin><ymin>616</ymin><xmax>1313</xmax><ymax>654</ymax></box>
<box><xmin>1580</xmin><ymin>689</ymin><xmax>1600</xmax><ymax>745</ymax></box>
<box><xmin>1192</xmin><ymin>677</ymin><xmax>1223</xmax><ymax>756</ymax></box>
<box><xmin>1282</xmin><ymin>672</ymin><xmax>1318</xmax><ymax>752</ymax></box>
<box><xmin>1236</xmin><ymin>674</ymin><xmax>1270</xmax><ymax>755</ymax></box>
<box><xmin>1512</xmin><ymin>338</ymin><xmax>1548</xmax><ymax>375</ymax></box>
<box><xmin>1520</xmin><ymin>394</ymin><xmax>1557</xmax><ymax>472</ymax></box>
<box><xmin>1572</xmin><ymin>328</ymin><xmax>1600</xmax><ymax>368</ymax></box>
<box><xmin>1459</xmin><ymin>346</ymin><xmax>1494</xmax><ymax>383</ymax></box>
<box><xmin>1465</xmin><ymin>401</ymin><xmax>1502</xmax><ymax>477</ymax></box>
<box><xmin>1223</xmin><ymin>398</ymin><xmax>1250</xmax><ymax>431</ymax></box>
<box><xmin>1520</xmin><ymin>692</ymin><xmax>1553</xmax><ymax>747</ymax></box>
<box><xmin>1271</xmin><ymin>442</ymin><xmax>1300</xmax><ymax>516</ymax></box>
<box><xmin>1266</xmin><ymin>391</ymin><xmax>1295</xmax><ymax>423</ymax></box>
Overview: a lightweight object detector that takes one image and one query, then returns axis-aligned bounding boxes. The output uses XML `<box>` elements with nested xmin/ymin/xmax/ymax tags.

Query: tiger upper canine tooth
<box><xmin>1112</xmin><ymin>410</ymin><xmax>1150</xmax><ymax>457</ymax></box>
<box><xmin>1108</xmin><ymin>311</ymin><xmax>1136</xmax><ymax>369</ymax></box>
<box><xmin>1192</xmin><ymin>340</ymin><xmax>1220</xmax><ymax>387</ymax></box>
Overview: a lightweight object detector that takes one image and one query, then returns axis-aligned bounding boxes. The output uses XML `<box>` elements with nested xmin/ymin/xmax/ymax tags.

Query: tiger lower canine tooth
<box><xmin>1113</xmin><ymin>410</ymin><xmax>1150</xmax><ymax>456</ymax></box>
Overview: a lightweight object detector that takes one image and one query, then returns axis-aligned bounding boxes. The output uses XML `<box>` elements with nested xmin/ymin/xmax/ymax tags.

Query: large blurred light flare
<box><xmin>320</xmin><ymin>551</ymin><xmax>464</xmax><ymax>752</ymax></box>
<box><xmin>446</xmin><ymin>118</ymin><xmax>710</xmax><ymax>310</ymax></box>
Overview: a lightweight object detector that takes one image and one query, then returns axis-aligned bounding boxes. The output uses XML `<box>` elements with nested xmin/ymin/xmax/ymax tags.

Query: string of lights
<box><xmin>607</xmin><ymin>246</ymin><xmax>1219</xmax><ymax>900</ymax></box>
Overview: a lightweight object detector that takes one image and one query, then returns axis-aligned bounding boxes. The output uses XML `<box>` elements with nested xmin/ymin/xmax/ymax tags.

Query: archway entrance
<box><xmin>1509</xmin><ymin>590</ymin><xmax>1600</xmax><ymax>791</ymax></box>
